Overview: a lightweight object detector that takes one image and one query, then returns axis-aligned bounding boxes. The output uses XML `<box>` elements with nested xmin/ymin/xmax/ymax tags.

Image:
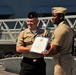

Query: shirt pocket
<box><xmin>23</xmin><ymin>36</ymin><xmax>34</xmax><ymax>46</ymax></box>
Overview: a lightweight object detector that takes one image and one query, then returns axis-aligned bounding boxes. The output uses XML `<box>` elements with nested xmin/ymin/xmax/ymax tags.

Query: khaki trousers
<box><xmin>53</xmin><ymin>54</ymin><xmax>74</xmax><ymax>75</ymax></box>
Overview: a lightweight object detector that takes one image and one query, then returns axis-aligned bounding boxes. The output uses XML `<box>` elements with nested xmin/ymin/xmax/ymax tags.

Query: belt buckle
<box><xmin>33</xmin><ymin>59</ymin><xmax>37</xmax><ymax>62</ymax></box>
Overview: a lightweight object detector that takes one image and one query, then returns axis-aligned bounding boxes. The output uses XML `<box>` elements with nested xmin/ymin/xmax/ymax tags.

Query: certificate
<box><xmin>30</xmin><ymin>36</ymin><xmax>49</xmax><ymax>53</ymax></box>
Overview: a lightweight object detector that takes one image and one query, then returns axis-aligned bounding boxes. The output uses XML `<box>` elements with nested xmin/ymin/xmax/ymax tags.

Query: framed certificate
<box><xmin>30</xmin><ymin>36</ymin><xmax>49</xmax><ymax>53</ymax></box>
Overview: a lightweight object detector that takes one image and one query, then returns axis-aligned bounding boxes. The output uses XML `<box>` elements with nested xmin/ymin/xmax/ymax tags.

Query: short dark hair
<box><xmin>28</xmin><ymin>12</ymin><xmax>38</xmax><ymax>18</ymax></box>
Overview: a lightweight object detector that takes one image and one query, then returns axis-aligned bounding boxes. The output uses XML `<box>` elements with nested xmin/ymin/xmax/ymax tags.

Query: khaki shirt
<box><xmin>16</xmin><ymin>28</ymin><xmax>48</xmax><ymax>58</ymax></box>
<box><xmin>51</xmin><ymin>21</ymin><xmax>74</xmax><ymax>57</ymax></box>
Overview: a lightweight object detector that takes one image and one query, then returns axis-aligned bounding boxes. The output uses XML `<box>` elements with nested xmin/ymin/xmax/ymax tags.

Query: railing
<box><xmin>0</xmin><ymin>15</ymin><xmax>76</xmax><ymax>44</ymax></box>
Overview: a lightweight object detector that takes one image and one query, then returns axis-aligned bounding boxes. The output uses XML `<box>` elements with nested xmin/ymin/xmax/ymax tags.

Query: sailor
<box><xmin>16</xmin><ymin>12</ymin><xmax>48</xmax><ymax>75</ymax></box>
<box><xmin>41</xmin><ymin>7</ymin><xmax>74</xmax><ymax>75</ymax></box>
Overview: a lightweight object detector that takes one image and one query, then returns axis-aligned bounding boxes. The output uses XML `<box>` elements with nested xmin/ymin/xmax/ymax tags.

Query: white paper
<box><xmin>30</xmin><ymin>36</ymin><xmax>49</xmax><ymax>53</ymax></box>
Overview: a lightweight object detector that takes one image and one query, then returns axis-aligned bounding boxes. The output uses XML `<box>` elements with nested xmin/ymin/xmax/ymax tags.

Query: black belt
<box><xmin>23</xmin><ymin>57</ymin><xmax>44</xmax><ymax>63</ymax></box>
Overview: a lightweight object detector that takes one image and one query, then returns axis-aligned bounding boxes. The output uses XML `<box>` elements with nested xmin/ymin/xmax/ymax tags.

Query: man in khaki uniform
<box><xmin>16</xmin><ymin>12</ymin><xmax>48</xmax><ymax>75</ymax></box>
<box><xmin>41</xmin><ymin>7</ymin><xmax>74</xmax><ymax>75</ymax></box>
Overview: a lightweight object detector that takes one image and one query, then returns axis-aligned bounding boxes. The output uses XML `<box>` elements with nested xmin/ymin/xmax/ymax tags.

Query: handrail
<box><xmin>0</xmin><ymin>15</ymin><xmax>76</xmax><ymax>44</ymax></box>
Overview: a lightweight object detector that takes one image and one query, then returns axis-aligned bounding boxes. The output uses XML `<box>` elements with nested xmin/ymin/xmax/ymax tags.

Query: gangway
<box><xmin>0</xmin><ymin>15</ymin><xmax>76</xmax><ymax>55</ymax></box>
<box><xmin>0</xmin><ymin>15</ymin><xmax>76</xmax><ymax>44</ymax></box>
